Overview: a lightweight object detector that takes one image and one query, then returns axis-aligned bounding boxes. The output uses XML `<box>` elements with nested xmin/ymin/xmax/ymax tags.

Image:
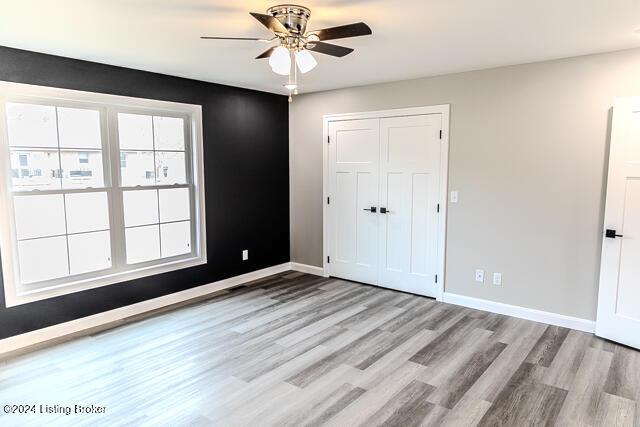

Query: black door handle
<box><xmin>605</xmin><ymin>229</ymin><xmax>623</xmax><ymax>239</ymax></box>
<box><xmin>380</xmin><ymin>207</ymin><xmax>392</xmax><ymax>214</ymax></box>
<box><xmin>363</xmin><ymin>206</ymin><xmax>377</xmax><ymax>213</ymax></box>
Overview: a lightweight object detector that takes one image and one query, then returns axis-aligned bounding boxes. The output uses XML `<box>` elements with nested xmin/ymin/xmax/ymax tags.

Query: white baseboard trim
<box><xmin>290</xmin><ymin>262</ymin><xmax>325</xmax><ymax>276</ymax></box>
<box><xmin>442</xmin><ymin>292</ymin><xmax>596</xmax><ymax>333</ymax></box>
<box><xmin>0</xmin><ymin>262</ymin><xmax>292</xmax><ymax>357</ymax></box>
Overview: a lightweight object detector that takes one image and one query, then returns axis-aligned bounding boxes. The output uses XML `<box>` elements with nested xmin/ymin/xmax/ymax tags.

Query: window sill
<box><xmin>4</xmin><ymin>256</ymin><xmax>207</xmax><ymax>307</ymax></box>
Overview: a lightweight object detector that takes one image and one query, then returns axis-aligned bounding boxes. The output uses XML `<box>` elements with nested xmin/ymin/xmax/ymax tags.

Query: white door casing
<box><xmin>328</xmin><ymin>119</ymin><xmax>380</xmax><ymax>285</ymax></box>
<box><xmin>323</xmin><ymin>105</ymin><xmax>449</xmax><ymax>300</ymax></box>
<box><xmin>378</xmin><ymin>115</ymin><xmax>442</xmax><ymax>296</ymax></box>
<box><xmin>596</xmin><ymin>96</ymin><xmax>640</xmax><ymax>349</ymax></box>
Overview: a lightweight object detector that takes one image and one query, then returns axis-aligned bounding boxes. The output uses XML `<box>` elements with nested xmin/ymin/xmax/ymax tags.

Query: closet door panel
<box><xmin>378</xmin><ymin>114</ymin><xmax>442</xmax><ymax>296</ymax></box>
<box><xmin>328</xmin><ymin>119</ymin><xmax>380</xmax><ymax>284</ymax></box>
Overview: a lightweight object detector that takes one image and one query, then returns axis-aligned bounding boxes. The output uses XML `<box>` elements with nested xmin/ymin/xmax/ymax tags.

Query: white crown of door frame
<box><xmin>322</xmin><ymin>105</ymin><xmax>451</xmax><ymax>301</ymax></box>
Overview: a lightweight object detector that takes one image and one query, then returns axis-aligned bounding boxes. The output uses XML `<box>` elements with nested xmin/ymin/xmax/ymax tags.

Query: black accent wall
<box><xmin>0</xmin><ymin>46</ymin><xmax>290</xmax><ymax>339</ymax></box>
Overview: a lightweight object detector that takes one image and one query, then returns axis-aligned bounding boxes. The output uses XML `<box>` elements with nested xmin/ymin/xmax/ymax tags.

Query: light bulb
<box><xmin>295</xmin><ymin>50</ymin><xmax>317</xmax><ymax>74</ymax></box>
<box><xmin>269</xmin><ymin>46</ymin><xmax>291</xmax><ymax>76</ymax></box>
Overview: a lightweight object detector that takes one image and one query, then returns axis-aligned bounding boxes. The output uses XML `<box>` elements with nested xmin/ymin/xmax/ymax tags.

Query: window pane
<box><xmin>13</xmin><ymin>194</ymin><xmax>66</xmax><ymax>240</ymax></box>
<box><xmin>153</xmin><ymin>116</ymin><xmax>185</xmax><ymax>151</ymax></box>
<box><xmin>161</xmin><ymin>221</ymin><xmax>191</xmax><ymax>258</ymax></box>
<box><xmin>65</xmin><ymin>192</ymin><xmax>110</xmax><ymax>234</ymax></box>
<box><xmin>123</xmin><ymin>189</ymin><xmax>158</xmax><ymax>227</ymax></box>
<box><xmin>18</xmin><ymin>236</ymin><xmax>69</xmax><ymax>284</ymax></box>
<box><xmin>6</xmin><ymin>103</ymin><xmax>58</xmax><ymax>148</ymax></box>
<box><xmin>68</xmin><ymin>231</ymin><xmax>111</xmax><ymax>275</ymax></box>
<box><xmin>159</xmin><ymin>188</ymin><xmax>190</xmax><ymax>223</ymax></box>
<box><xmin>57</xmin><ymin>107</ymin><xmax>102</xmax><ymax>149</ymax></box>
<box><xmin>10</xmin><ymin>149</ymin><xmax>61</xmax><ymax>191</ymax></box>
<box><xmin>126</xmin><ymin>225</ymin><xmax>160</xmax><ymax>264</ymax></box>
<box><xmin>120</xmin><ymin>151</ymin><xmax>155</xmax><ymax>186</ymax></box>
<box><xmin>155</xmin><ymin>151</ymin><xmax>186</xmax><ymax>185</ymax></box>
<box><xmin>118</xmin><ymin>113</ymin><xmax>153</xmax><ymax>150</ymax></box>
<box><xmin>60</xmin><ymin>150</ymin><xmax>104</xmax><ymax>189</ymax></box>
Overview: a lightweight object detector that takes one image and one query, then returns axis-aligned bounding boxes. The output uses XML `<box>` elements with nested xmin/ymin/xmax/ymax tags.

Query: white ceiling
<box><xmin>1</xmin><ymin>1</ymin><xmax>640</xmax><ymax>95</ymax></box>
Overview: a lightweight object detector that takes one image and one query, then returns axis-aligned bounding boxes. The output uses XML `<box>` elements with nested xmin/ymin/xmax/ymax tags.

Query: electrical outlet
<box><xmin>450</xmin><ymin>191</ymin><xmax>459</xmax><ymax>203</ymax></box>
<box><xmin>475</xmin><ymin>269</ymin><xmax>485</xmax><ymax>283</ymax></box>
<box><xmin>242</xmin><ymin>249</ymin><xmax>248</xmax><ymax>261</ymax></box>
<box><xmin>493</xmin><ymin>273</ymin><xmax>502</xmax><ymax>286</ymax></box>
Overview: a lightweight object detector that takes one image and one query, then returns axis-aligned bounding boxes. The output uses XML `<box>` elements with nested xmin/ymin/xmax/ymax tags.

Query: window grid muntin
<box><xmin>7</xmin><ymin>101</ymin><xmax>109</xmax><ymax>192</ymax></box>
<box><xmin>6</xmin><ymin>101</ymin><xmax>113</xmax><ymax>286</ymax></box>
<box><xmin>114</xmin><ymin>110</ymin><xmax>195</xmax><ymax>266</ymax></box>
<box><xmin>2</xmin><ymin>98</ymin><xmax>198</xmax><ymax>295</ymax></box>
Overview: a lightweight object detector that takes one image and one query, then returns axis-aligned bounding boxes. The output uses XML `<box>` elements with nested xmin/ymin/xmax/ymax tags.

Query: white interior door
<box><xmin>378</xmin><ymin>115</ymin><xmax>442</xmax><ymax>296</ymax></box>
<box><xmin>328</xmin><ymin>119</ymin><xmax>380</xmax><ymax>284</ymax></box>
<box><xmin>596</xmin><ymin>97</ymin><xmax>640</xmax><ymax>350</ymax></box>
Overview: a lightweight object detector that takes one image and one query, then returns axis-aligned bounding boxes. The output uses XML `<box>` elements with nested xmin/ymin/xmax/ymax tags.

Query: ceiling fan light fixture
<box><xmin>269</xmin><ymin>46</ymin><xmax>291</xmax><ymax>75</ymax></box>
<box><xmin>284</xmin><ymin>83</ymin><xmax>297</xmax><ymax>90</ymax></box>
<box><xmin>201</xmin><ymin>5</ymin><xmax>373</xmax><ymax>87</ymax></box>
<box><xmin>295</xmin><ymin>49</ymin><xmax>317</xmax><ymax>74</ymax></box>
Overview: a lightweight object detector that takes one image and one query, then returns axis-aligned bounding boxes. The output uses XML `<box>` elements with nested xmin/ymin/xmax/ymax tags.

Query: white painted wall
<box><xmin>289</xmin><ymin>48</ymin><xmax>640</xmax><ymax>321</ymax></box>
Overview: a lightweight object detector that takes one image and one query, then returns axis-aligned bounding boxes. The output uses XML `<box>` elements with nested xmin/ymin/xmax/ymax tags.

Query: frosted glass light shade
<box><xmin>269</xmin><ymin>46</ymin><xmax>291</xmax><ymax>75</ymax></box>
<box><xmin>295</xmin><ymin>50</ymin><xmax>317</xmax><ymax>74</ymax></box>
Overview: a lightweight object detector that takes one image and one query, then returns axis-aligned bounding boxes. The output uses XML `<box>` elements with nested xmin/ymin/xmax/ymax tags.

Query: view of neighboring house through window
<box><xmin>6</xmin><ymin>102</ymin><xmax>110</xmax><ymax>285</ymax></box>
<box><xmin>118</xmin><ymin>113</ymin><xmax>192</xmax><ymax>264</ymax></box>
<box><xmin>0</xmin><ymin>91</ymin><xmax>205</xmax><ymax>305</ymax></box>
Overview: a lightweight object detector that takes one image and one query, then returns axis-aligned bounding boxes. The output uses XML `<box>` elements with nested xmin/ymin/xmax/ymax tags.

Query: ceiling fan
<box><xmin>201</xmin><ymin>4</ymin><xmax>372</xmax><ymax>100</ymax></box>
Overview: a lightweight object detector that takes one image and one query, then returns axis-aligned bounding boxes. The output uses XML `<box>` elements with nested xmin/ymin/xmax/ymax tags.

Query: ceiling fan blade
<box><xmin>306</xmin><ymin>22</ymin><xmax>371</xmax><ymax>41</ymax></box>
<box><xmin>255</xmin><ymin>46</ymin><xmax>277</xmax><ymax>59</ymax></box>
<box><xmin>306</xmin><ymin>42</ymin><xmax>354</xmax><ymax>57</ymax></box>
<box><xmin>200</xmin><ymin>36</ymin><xmax>270</xmax><ymax>42</ymax></box>
<box><xmin>249</xmin><ymin>12</ymin><xmax>289</xmax><ymax>35</ymax></box>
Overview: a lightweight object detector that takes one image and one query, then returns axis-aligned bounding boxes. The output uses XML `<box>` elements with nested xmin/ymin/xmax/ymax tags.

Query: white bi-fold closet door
<box><xmin>326</xmin><ymin>109</ymin><xmax>447</xmax><ymax>298</ymax></box>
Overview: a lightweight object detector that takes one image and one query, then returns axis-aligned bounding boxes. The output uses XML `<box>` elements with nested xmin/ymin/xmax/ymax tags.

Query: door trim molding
<box><xmin>443</xmin><ymin>292</ymin><xmax>596</xmax><ymax>333</ymax></box>
<box><xmin>290</xmin><ymin>262</ymin><xmax>325</xmax><ymax>276</ymax></box>
<box><xmin>322</xmin><ymin>105</ymin><xmax>451</xmax><ymax>301</ymax></box>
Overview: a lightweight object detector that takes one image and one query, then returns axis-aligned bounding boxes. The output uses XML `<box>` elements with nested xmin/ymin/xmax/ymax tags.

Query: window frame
<box><xmin>0</xmin><ymin>81</ymin><xmax>207</xmax><ymax>307</ymax></box>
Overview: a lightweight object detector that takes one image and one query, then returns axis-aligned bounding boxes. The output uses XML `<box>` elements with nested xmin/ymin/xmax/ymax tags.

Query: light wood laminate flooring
<box><xmin>0</xmin><ymin>271</ymin><xmax>638</xmax><ymax>426</ymax></box>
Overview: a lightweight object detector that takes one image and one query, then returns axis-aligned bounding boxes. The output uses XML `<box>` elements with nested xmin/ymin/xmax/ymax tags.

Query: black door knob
<box><xmin>380</xmin><ymin>207</ymin><xmax>392</xmax><ymax>214</ymax></box>
<box><xmin>363</xmin><ymin>206</ymin><xmax>377</xmax><ymax>213</ymax></box>
<box><xmin>605</xmin><ymin>229</ymin><xmax>623</xmax><ymax>239</ymax></box>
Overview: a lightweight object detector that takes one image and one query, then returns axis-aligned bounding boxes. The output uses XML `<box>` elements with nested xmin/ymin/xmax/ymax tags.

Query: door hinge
<box><xmin>327</xmin><ymin>135</ymin><xmax>330</xmax><ymax>143</ymax></box>
<box><xmin>327</xmin><ymin>196</ymin><xmax>330</xmax><ymax>204</ymax></box>
<box><xmin>439</xmin><ymin>130</ymin><xmax>442</xmax><ymax>139</ymax></box>
<box><xmin>435</xmin><ymin>274</ymin><xmax>438</xmax><ymax>284</ymax></box>
<box><xmin>327</xmin><ymin>256</ymin><xmax>330</xmax><ymax>264</ymax></box>
<box><xmin>437</xmin><ymin>203</ymin><xmax>440</xmax><ymax>213</ymax></box>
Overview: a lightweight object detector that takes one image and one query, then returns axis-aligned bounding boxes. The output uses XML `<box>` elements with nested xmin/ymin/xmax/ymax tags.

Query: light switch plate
<box><xmin>242</xmin><ymin>249</ymin><xmax>248</xmax><ymax>261</ymax></box>
<box><xmin>475</xmin><ymin>269</ymin><xmax>484</xmax><ymax>283</ymax></box>
<box><xmin>493</xmin><ymin>273</ymin><xmax>502</xmax><ymax>286</ymax></box>
<box><xmin>451</xmin><ymin>191</ymin><xmax>459</xmax><ymax>203</ymax></box>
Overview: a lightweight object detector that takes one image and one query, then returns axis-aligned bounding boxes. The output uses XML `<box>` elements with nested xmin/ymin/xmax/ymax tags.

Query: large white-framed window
<box><xmin>0</xmin><ymin>82</ymin><xmax>206</xmax><ymax>307</ymax></box>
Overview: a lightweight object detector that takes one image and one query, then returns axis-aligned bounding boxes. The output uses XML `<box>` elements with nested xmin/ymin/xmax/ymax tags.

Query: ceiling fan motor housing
<box><xmin>267</xmin><ymin>4</ymin><xmax>311</xmax><ymax>36</ymax></box>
